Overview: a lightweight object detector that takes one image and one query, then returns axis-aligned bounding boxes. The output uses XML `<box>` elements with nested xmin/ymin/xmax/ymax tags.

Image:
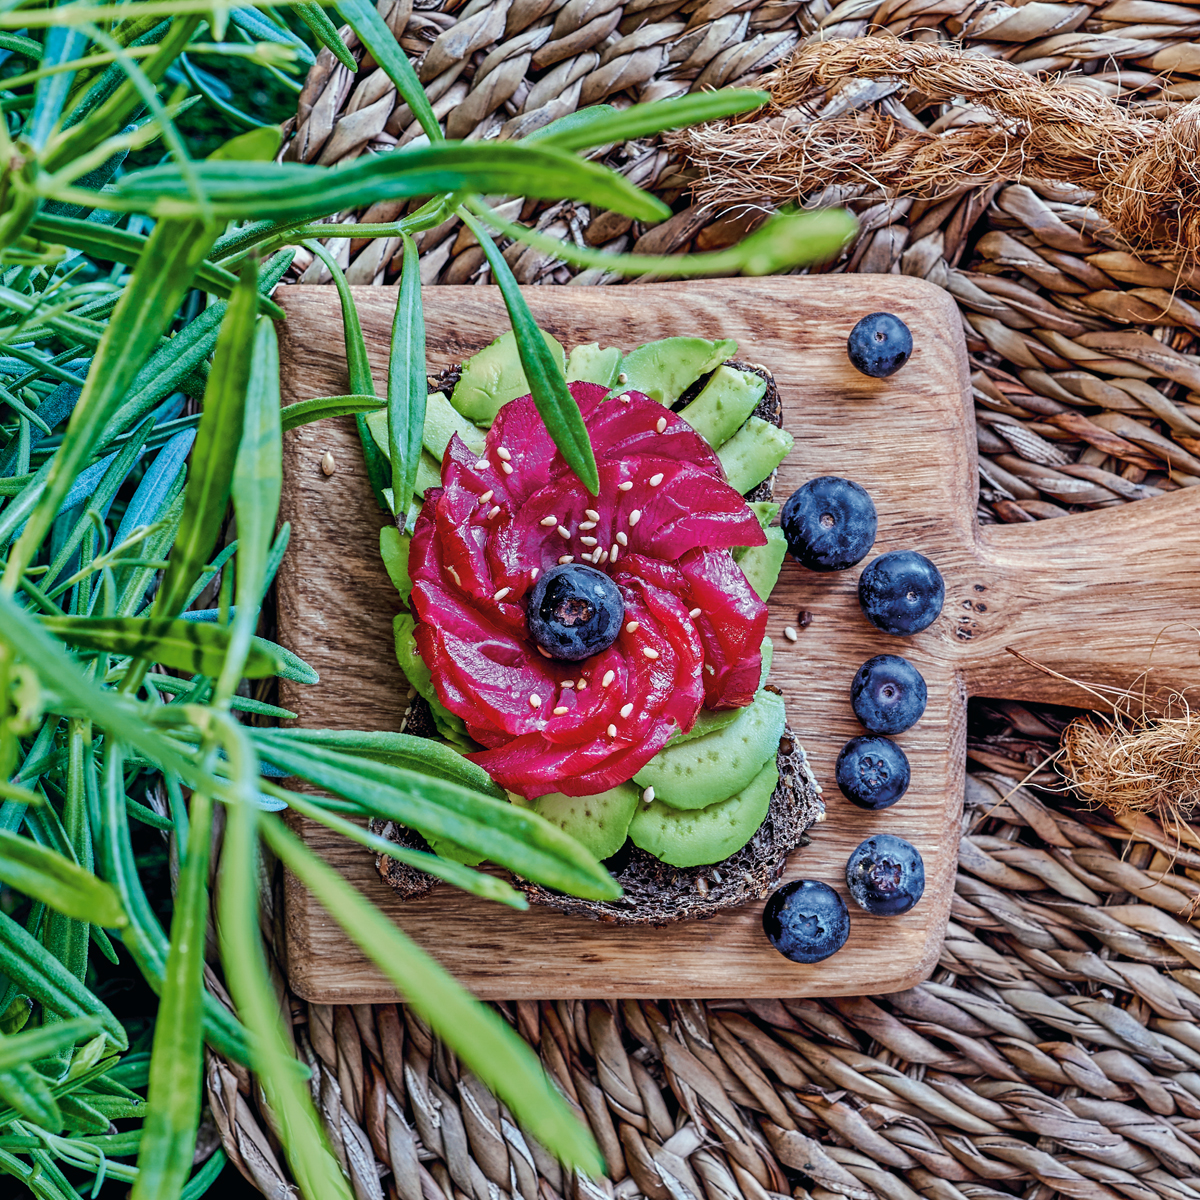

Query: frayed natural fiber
<box><xmin>1061</xmin><ymin>697</ymin><xmax>1200</xmax><ymax>833</ymax></box>
<box><xmin>680</xmin><ymin>39</ymin><xmax>1200</xmax><ymax>258</ymax></box>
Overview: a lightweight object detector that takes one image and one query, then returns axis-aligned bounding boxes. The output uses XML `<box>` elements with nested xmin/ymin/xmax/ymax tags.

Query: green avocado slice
<box><xmin>634</xmin><ymin>689</ymin><xmax>785</xmax><ymax>810</ymax></box>
<box><xmin>738</xmin><ymin>526</ymin><xmax>788</xmax><ymax>602</ymax></box>
<box><xmin>380</xmin><ymin>526</ymin><xmax>412</xmax><ymax>606</ymax></box>
<box><xmin>617</xmin><ymin>337</ymin><xmax>737</xmax><ymax>405</ymax></box>
<box><xmin>678</xmin><ymin>364</ymin><xmax>766</xmax><ymax>448</ymax></box>
<box><xmin>718</xmin><ymin>416</ymin><xmax>793</xmax><ymax>494</ymax></box>
<box><xmin>533</xmin><ymin>784</ymin><xmax>639</xmax><ymax>861</ymax></box>
<box><xmin>392</xmin><ymin>614</ymin><xmax>473</xmax><ymax>751</ymax></box>
<box><xmin>628</xmin><ymin>760</ymin><xmax>778</xmax><ymax>867</ymax></box>
<box><xmin>566</xmin><ymin>343</ymin><xmax>622</xmax><ymax>388</ymax></box>
<box><xmin>451</xmin><ymin>329</ymin><xmax>565</xmax><ymax>426</ymax></box>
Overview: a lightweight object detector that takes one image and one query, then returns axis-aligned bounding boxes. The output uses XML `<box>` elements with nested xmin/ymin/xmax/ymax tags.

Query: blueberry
<box><xmin>527</xmin><ymin>565</ymin><xmax>624</xmax><ymax>662</ymax></box>
<box><xmin>846</xmin><ymin>835</ymin><xmax>925</xmax><ymax>915</ymax></box>
<box><xmin>762</xmin><ymin>879</ymin><xmax>850</xmax><ymax>963</ymax></box>
<box><xmin>835</xmin><ymin>735</ymin><xmax>910</xmax><ymax>810</ymax></box>
<box><xmin>781</xmin><ymin>476</ymin><xmax>877</xmax><ymax>572</ymax></box>
<box><xmin>847</xmin><ymin>313</ymin><xmax>913</xmax><ymax>378</ymax></box>
<box><xmin>851</xmin><ymin>654</ymin><xmax>927</xmax><ymax>734</ymax></box>
<box><xmin>858</xmin><ymin>550</ymin><xmax>944</xmax><ymax>636</ymax></box>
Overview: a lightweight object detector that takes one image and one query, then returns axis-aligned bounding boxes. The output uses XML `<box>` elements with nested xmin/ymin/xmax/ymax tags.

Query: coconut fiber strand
<box><xmin>683</xmin><ymin>40</ymin><xmax>1200</xmax><ymax>259</ymax></box>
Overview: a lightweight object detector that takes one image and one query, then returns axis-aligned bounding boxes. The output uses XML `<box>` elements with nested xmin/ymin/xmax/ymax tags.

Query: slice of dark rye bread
<box><xmin>369</xmin><ymin>359</ymin><xmax>826</xmax><ymax>923</ymax></box>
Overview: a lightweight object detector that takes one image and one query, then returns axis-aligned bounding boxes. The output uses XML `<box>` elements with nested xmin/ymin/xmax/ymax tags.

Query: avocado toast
<box><xmin>368</xmin><ymin>332</ymin><xmax>824</xmax><ymax>924</ymax></box>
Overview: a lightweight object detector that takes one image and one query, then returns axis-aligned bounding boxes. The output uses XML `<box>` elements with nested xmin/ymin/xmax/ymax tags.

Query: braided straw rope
<box><xmin>209</xmin><ymin>699</ymin><xmax>1200</xmax><ymax>1200</ymax></box>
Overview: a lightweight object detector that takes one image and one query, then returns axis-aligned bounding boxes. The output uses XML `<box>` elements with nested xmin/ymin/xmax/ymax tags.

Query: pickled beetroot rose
<box><xmin>408</xmin><ymin>383</ymin><xmax>769</xmax><ymax>799</ymax></box>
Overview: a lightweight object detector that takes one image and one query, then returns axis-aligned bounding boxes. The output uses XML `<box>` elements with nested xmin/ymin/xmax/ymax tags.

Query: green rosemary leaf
<box><xmin>38</xmin><ymin>616</ymin><xmax>285</xmax><ymax>679</ymax></box>
<box><xmin>156</xmin><ymin>260</ymin><xmax>258</xmax><ymax>621</ymax></box>
<box><xmin>132</xmin><ymin>790</ymin><xmax>213</xmax><ymax>1200</ymax></box>
<box><xmin>261</xmin><ymin>817</ymin><xmax>604</xmax><ymax>1175</ymax></box>
<box><xmin>388</xmin><ymin>234</ymin><xmax>426</xmax><ymax>528</ymax></box>
<box><xmin>0</xmin><ymin>829</ymin><xmax>125</xmax><ymax>927</ymax></box>
<box><xmin>252</xmin><ymin>737</ymin><xmax>619</xmax><ymax>899</ymax></box>
<box><xmin>531</xmin><ymin>89</ymin><xmax>768</xmax><ymax>151</ymax></box>
<box><xmin>279</xmin><ymin>393</ymin><xmax>382</xmax><ymax>431</ymax></box>
<box><xmin>461</xmin><ymin>210</ymin><xmax>599</xmax><ymax>494</ymax></box>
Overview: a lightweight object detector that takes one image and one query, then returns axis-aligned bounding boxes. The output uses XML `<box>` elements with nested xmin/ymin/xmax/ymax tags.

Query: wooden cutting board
<box><xmin>275</xmin><ymin>276</ymin><xmax>1200</xmax><ymax>1002</ymax></box>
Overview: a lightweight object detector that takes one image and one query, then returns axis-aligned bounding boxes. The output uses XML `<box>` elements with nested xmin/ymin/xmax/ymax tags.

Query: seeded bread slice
<box><xmin>371</xmin><ymin>360</ymin><xmax>823</xmax><ymax>916</ymax></box>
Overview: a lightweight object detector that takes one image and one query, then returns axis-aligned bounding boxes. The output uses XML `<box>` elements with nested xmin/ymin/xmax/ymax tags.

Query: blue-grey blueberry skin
<box><xmin>835</xmin><ymin>735</ymin><xmax>910</xmax><ymax>810</ymax></box>
<box><xmin>851</xmin><ymin>654</ymin><xmax>928</xmax><ymax>734</ymax></box>
<box><xmin>762</xmin><ymin>880</ymin><xmax>850</xmax><ymax>963</ymax></box>
<box><xmin>527</xmin><ymin>564</ymin><xmax>624</xmax><ymax>662</ymax></box>
<box><xmin>858</xmin><ymin>550</ymin><xmax>945</xmax><ymax>636</ymax></box>
<box><xmin>846</xmin><ymin>835</ymin><xmax>925</xmax><ymax>915</ymax></box>
<box><xmin>847</xmin><ymin>312</ymin><xmax>913</xmax><ymax>378</ymax></box>
<box><xmin>780</xmin><ymin>476</ymin><xmax>877</xmax><ymax>572</ymax></box>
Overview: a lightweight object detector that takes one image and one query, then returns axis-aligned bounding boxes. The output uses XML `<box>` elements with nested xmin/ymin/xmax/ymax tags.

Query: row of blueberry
<box><xmin>763</xmin><ymin>313</ymin><xmax>937</xmax><ymax>964</ymax></box>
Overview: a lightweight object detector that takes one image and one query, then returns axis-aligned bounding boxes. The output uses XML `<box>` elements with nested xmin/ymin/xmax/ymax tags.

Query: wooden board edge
<box><xmin>281</xmin><ymin>868</ymin><xmax>952</xmax><ymax>1004</ymax></box>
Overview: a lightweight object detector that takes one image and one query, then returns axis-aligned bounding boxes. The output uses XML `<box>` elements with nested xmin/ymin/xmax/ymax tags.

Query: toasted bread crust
<box><xmin>517</xmin><ymin>723</ymin><xmax>823</xmax><ymax>924</ymax></box>
<box><xmin>372</xmin><ymin>360</ymin><xmax>824</xmax><ymax>917</ymax></box>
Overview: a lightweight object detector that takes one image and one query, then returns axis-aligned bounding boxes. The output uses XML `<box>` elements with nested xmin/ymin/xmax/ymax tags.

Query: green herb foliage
<box><xmin>0</xmin><ymin>4</ymin><xmax>854</xmax><ymax>1198</ymax></box>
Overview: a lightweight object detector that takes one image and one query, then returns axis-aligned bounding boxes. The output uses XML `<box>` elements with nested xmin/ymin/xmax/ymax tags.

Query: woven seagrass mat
<box><xmin>207</xmin><ymin>3</ymin><xmax>1200</xmax><ymax>1197</ymax></box>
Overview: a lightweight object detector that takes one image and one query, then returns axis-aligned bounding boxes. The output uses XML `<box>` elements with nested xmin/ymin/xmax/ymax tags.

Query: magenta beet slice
<box><xmin>408</xmin><ymin>383</ymin><xmax>771</xmax><ymax>796</ymax></box>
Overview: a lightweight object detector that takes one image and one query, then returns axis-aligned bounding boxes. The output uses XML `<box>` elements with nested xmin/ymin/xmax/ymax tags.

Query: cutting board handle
<box><xmin>959</xmin><ymin>487</ymin><xmax>1200</xmax><ymax>707</ymax></box>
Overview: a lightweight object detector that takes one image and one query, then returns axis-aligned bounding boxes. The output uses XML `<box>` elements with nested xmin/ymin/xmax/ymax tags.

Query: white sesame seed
<box><xmin>448</xmin><ymin>566</ymin><xmax>462</xmax><ymax>586</ymax></box>
<box><xmin>607</xmin><ymin>724</ymin><xmax>617</xmax><ymax>738</ymax></box>
<box><xmin>597</xmin><ymin>550</ymin><xmax>609</xmax><ymax>564</ymax></box>
<box><xmin>580</xmin><ymin>536</ymin><xmax>597</xmax><ymax>547</ymax></box>
<box><xmin>406</xmin><ymin>687</ymin><xmax>416</xmax><ymax>701</ymax></box>
<box><xmin>479</xmin><ymin>490</ymin><xmax>494</xmax><ymax>503</ymax></box>
<box><xmin>617</xmin><ymin>372</ymin><xmax>628</xmax><ymax>384</ymax></box>
<box><xmin>616</xmin><ymin>531</ymin><xmax>628</xmax><ymax>546</ymax></box>
<box><xmin>494</xmin><ymin>587</ymin><xmax>510</xmax><ymax>601</ymax></box>
<box><xmin>643</xmin><ymin>786</ymin><xmax>655</xmax><ymax>804</ymax></box>
<box><xmin>556</xmin><ymin>525</ymin><xmax>571</xmax><ymax>540</ymax></box>
<box><xmin>562</xmin><ymin>680</ymin><xmax>575</xmax><ymax>689</ymax></box>
<box><xmin>475</xmin><ymin>459</ymin><xmax>490</xmax><ymax>470</ymax></box>
<box><xmin>620</xmin><ymin>703</ymin><xmax>633</xmax><ymax>718</ymax></box>
<box><xmin>501</xmin><ymin>462</ymin><xmax>514</xmax><ymax>475</ymax></box>
<box><xmin>602</xmin><ymin>670</ymin><xmax>615</xmax><ymax>687</ymax></box>
<box><xmin>628</xmin><ymin>510</ymin><xmax>641</xmax><ymax>527</ymax></box>
<box><xmin>321</xmin><ymin>451</ymin><xmax>336</xmax><ymax>475</ymax></box>
<box><xmin>579</xmin><ymin>521</ymin><xmax>597</xmax><ymax>531</ymax></box>
<box><xmin>497</xmin><ymin>446</ymin><xmax>511</xmax><ymax>462</ymax></box>
<box><xmin>648</xmin><ymin>473</ymin><xmax>663</xmax><ymax>487</ymax></box>
<box><xmin>558</xmin><ymin>554</ymin><xmax>574</xmax><ymax>564</ymax></box>
<box><xmin>689</xmin><ymin>607</ymin><xmax>701</xmax><ymax>618</ymax></box>
<box><xmin>529</xmin><ymin>695</ymin><xmax>541</xmax><ymax>708</ymax></box>
<box><xmin>619</xmin><ymin>393</ymin><xmax>631</xmax><ymax>403</ymax></box>
<box><xmin>618</xmin><ymin>480</ymin><xmax>633</xmax><ymax>492</ymax></box>
<box><xmin>540</xmin><ymin>515</ymin><xmax>558</xmax><ymax>527</ymax></box>
<box><xmin>577</xmin><ymin>679</ymin><xmax>588</xmax><ymax>690</ymax></box>
<box><xmin>655</xmin><ymin>417</ymin><xmax>667</xmax><ymax>433</ymax></box>
<box><xmin>610</xmin><ymin>546</ymin><xmax>619</xmax><ymax>562</ymax></box>
<box><xmin>626</xmin><ymin>621</ymin><xmax>639</xmax><ymax>633</ymax></box>
<box><xmin>530</xmin><ymin>568</ymin><xmax>539</xmax><ymax>580</ymax></box>
<box><xmin>784</xmin><ymin>626</ymin><xmax>798</xmax><ymax>642</ymax></box>
<box><xmin>643</xmin><ymin>647</ymin><xmax>658</xmax><ymax>660</ymax></box>
<box><xmin>585</xmin><ymin>509</ymin><xmax>600</xmax><ymax>522</ymax></box>
<box><xmin>537</xmin><ymin>646</ymin><xmax>552</xmax><ymax>658</ymax></box>
<box><xmin>553</xmin><ymin>706</ymin><xmax>569</xmax><ymax>715</ymax></box>
<box><xmin>705</xmin><ymin>663</ymin><xmax>715</xmax><ymax>674</ymax></box>
<box><xmin>487</xmin><ymin>505</ymin><xmax>501</xmax><ymax>520</ymax></box>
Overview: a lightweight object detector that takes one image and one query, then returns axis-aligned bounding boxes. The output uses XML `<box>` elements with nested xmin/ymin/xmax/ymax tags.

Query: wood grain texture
<box><xmin>275</xmin><ymin>277</ymin><xmax>1200</xmax><ymax>1002</ymax></box>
